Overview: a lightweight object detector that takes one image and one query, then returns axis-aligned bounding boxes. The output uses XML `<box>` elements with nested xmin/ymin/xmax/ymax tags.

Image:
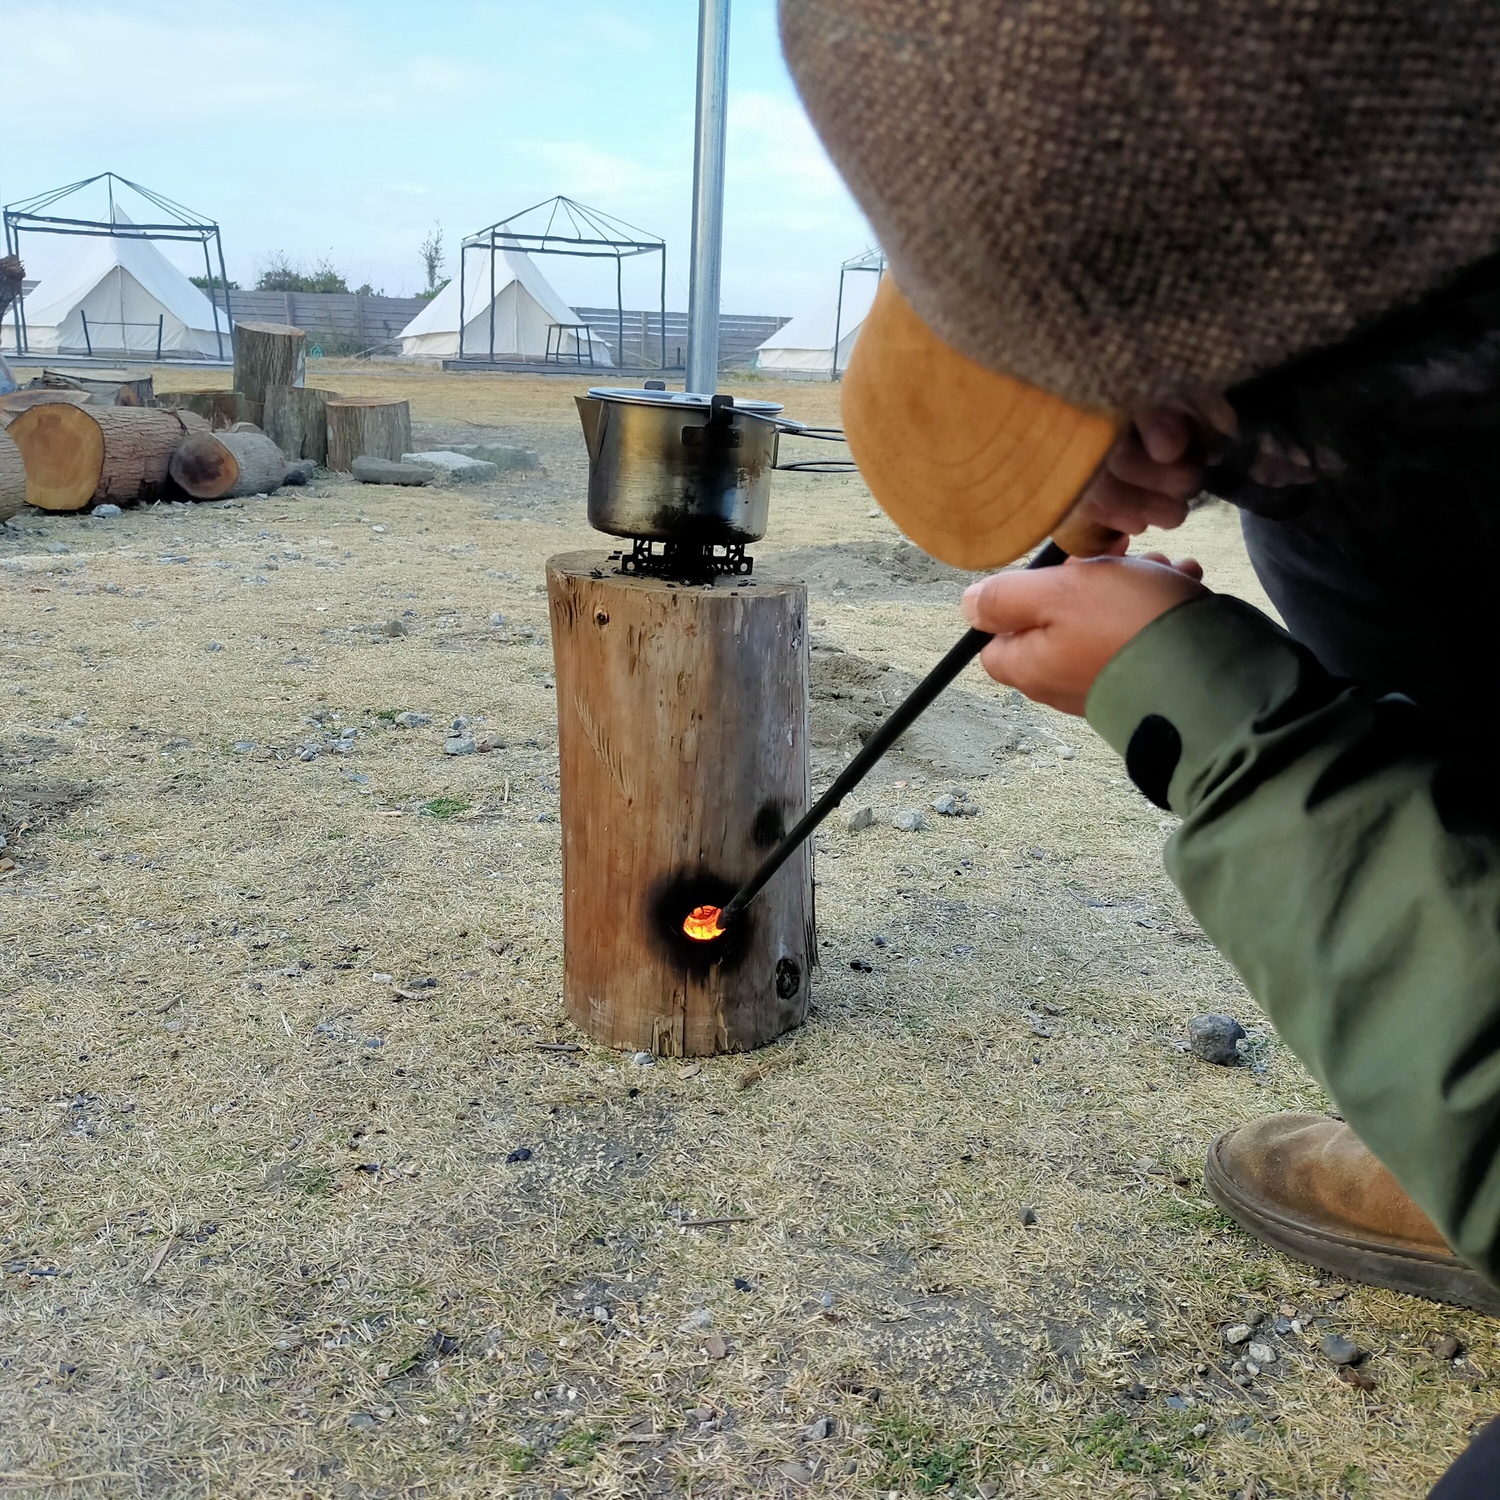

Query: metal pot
<box><xmin>576</xmin><ymin>386</ymin><xmax>786</xmax><ymax>545</ymax></box>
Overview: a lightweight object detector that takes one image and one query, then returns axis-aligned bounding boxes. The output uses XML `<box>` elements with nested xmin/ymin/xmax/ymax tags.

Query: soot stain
<box><xmin>649</xmin><ymin>868</ymin><xmax>754</xmax><ymax>977</ymax></box>
<box><xmin>751</xmin><ymin>802</ymin><xmax>786</xmax><ymax>849</ymax></box>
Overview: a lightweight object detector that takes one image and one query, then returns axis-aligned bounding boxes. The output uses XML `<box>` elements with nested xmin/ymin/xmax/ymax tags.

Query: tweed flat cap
<box><xmin>781</xmin><ymin>0</ymin><xmax>1500</xmax><ymax>411</ymax></box>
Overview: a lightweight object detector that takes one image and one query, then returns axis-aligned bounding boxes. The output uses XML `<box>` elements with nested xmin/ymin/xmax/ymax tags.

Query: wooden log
<box><xmin>8</xmin><ymin>404</ymin><xmax>208</xmax><ymax>512</ymax></box>
<box><xmin>170</xmin><ymin>429</ymin><xmax>288</xmax><ymax>500</ymax></box>
<box><xmin>547</xmin><ymin>551</ymin><xmax>816</xmax><ymax>1056</ymax></box>
<box><xmin>153</xmin><ymin>389</ymin><xmax>250</xmax><ymax>429</ymax></box>
<box><xmin>233</xmin><ymin>322</ymin><xmax>306</xmax><ymax>406</ymax></box>
<box><xmin>325</xmin><ymin>396</ymin><xmax>411</xmax><ymax>471</ymax></box>
<box><xmin>0</xmin><ymin>389</ymin><xmax>93</xmax><ymax>428</ymax></box>
<box><xmin>0</xmin><ymin>428</ymin><xmax>25</xmax><ymax>521</ymax></box>
<box><xmin>264</xmin><ymin>384</ymin><xmax>338</xmax><ymax>465</ymax></box>
<box><xmin>38</xmin><ymin>368</ymin><xmax>154</xmax><ymax>406</ymax></box>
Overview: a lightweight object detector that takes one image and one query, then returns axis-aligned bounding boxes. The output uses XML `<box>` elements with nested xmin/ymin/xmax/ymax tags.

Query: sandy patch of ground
<box><xmin>0</xmin><ymin>366</ymin><xmax>1489</xmax><ymax>1498</ymax></box>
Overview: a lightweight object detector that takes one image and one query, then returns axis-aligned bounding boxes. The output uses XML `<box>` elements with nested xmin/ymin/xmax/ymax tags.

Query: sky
<box><xmin>4</xmin><ymin>0</ymin><xmax>874</xmax><ymax>318</ymax></box>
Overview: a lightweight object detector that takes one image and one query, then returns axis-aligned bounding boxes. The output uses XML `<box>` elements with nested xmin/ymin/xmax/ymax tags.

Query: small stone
<box><xmin>104</xmin><ymin>583</ymin><xmax>121</xmax><ymax>593</ymax></box>
<box><xmin>381</xmin><ymin>619</ymin><xmax>408</xmax><ymax>638</ymax></box>
<box><xmin>347</xmin><ymin>1412</ymin><xmax>378</xmax><ymax>1429</ymax></box>
<box><xmin>1020</xmin><ymin>1203</ymin><xmax>1038</xmax><ymax>1227</ymax></box>
<box><xmin>401</xmin><ymin>450</ymin><xmax>500</xmax><ymax>484</ymax></box>
<box><xmin>844</xmin><ymin>805</ymin><xmax>875</xmax><ymax>832</ymax></box>
<box><xmin>489</xmin><ymin>612</ymin><xmax>506</xmax><ymax>627</ymax></box>
<box><xmin>931</xmin><ymin>793</ymin><xmax>960</xmax><ymax>816</ymax></box>
<box><xmin>372</xmin><ymin>972</ymin><xmax>393</xmax><ymax>983</ymax></box>
<box><xmin>92</xmin><ymin>503</ymin><xmax>123</xmax><ymax>518</ymax></box>
<box><xmin>683</xmin><ymin>1308</ymin><xmax>713</xmax><ymax>1328</ymax></box>
<box><xmin>505</xmin><ymin>1147</ymin><xmax>532</xmax><ymax>1164</ymax></box>
<box><xmin>1054</xmin><ymin>744</ymin><xmax>1077</xmax><ymax>760</ymax></box>
<box><xmin>536</xmin><ymin>810</ymin><xmax>557</xmax><ymax>823</ymax></box>
<box><xmin>394</xmin><ymin>711</ymin><xmax>431</xmax><ymax>728</ymax></box>
<box><xmin>1192</xmin><ymin>1423</ymin><xmax>1209</xmax><ymax>1439</ymax></box>
<box><xmin>444</xmin><ymin>736</ymin><xmax>477</xmax><ymax>756</ymax></box>
<box><xmin>819</xmin><ymin>1290</ymin><xmax>836</xmax><ymax>1310</ymax></box>
<box><xmin>632</xmin><ymin>1052</ymin><xmax>656</xmax><ymax>1067</ymax></box>
<box><xmin>977</xmin><ymin>1485</ymin><xmax>1000</xmax><ymax>1500</ymax></box>
<box><xmin>1188</xmin><ymin>1013</ymin><xmax>1247</xmax><ymax>1066</ymax></box>
<box><xmin>1432</xmin><ymin>1334</ymin><xmax>1463</xmax><ymax>1361</ymax></box>
<box><xmin>1244</xmin><ymin>1362</ymin><xmax>1260</xmax><ymax>1377</ymax></box>
<box><xmin>1321</xmin><ymin>1333</ymin><xmax>1362</xmax><ymax>1366</ymax></box>
<box><xmin>1223</xmin><ymin>1324</ymin><xmax>1254</xmax><ymax>1346</ymax></box>
<box><xmin>1247</xmin><ymin>1341</ymin><xmax>1275</xmax><ymax>1365</ymax></box>
<box><xmin>849</xmin><ymin>958</ymin><xmax>874</xmax><ymax>972</ymax></box>
<box><xmin>206</xmin><ymin>641</ymin><xmax>223</xmax><ymax>653</ymax></box>
<box><xmin>232</xmin><ymin>740</ymin><xmax>255</xmax><ymax>753</ymax></box>
<box><xmin>297</xmin><ymin>747</ymin><xmax>317</xmax><ymax>762</ymax></box>
<box><xmin>351</xmin><ymin>456</ymin><xmax>430</xmax><ymax>486</ymax></box>
<box><xmin>891</xmin><ymin>808</ymin><xmax>927</xmax><ymax>832</ymax></box>
<box><xmin>802</xmin><ymin>1416</ymin><xmax>834</xmax><ymax>1441</ymax></box>
<box><xmin>1232</xmin><ymin>1373</ymin><xmax>1251</xmax><ymax>1388</ymax></box>
<box><xmin>776</xmin><ymin>1462</ymin><xmax>811</xmax><ymax>1485</ymax></box>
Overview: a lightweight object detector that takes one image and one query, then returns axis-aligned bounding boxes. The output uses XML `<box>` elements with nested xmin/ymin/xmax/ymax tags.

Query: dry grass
<box><xmin>0</xmin><ymin>366</ymin><xmax>1492</xmax><ymax>1498</ymax></box>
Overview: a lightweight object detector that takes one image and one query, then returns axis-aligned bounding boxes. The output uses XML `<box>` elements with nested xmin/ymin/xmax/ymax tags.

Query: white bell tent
<box><xmin>753</xmin><ymin>249</ymin><xmax>884</xmax><ymax>378</ymax></box>
<box><xmin>19</xmin><ymin>209</ymin><xmax>231</xmax><ymax>360</ymax></box>
<box><xmin>398</xmin><ymin>244</ymin><xmax>611</xmax><ymax>364</ymax></box>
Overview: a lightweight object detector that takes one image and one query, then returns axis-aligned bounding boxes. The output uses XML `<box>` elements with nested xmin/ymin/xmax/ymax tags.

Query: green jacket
<box><xmin>1087</xmin><ymin>594</ymin><xmax>1500</xmax><ymax>1285</ymax></box>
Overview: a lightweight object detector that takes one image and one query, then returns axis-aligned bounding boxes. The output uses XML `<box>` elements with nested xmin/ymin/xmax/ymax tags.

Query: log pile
<box><xmin>170</xmin><ymin>429</ymin><xmax>289</xmax><ymax>500</ymax></box>
<box><xmin>7</xmin><ymin>404</ymin><xmax>209</xmax><ymax>512</ymax></box>
<box><xmin>326</xmin><ymin>397</ymin><xmax>411</xmax><ymax>471</ymax></box>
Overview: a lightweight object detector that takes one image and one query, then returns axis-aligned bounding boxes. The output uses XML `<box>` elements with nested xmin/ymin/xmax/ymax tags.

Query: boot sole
<box><xmin>1204</xmin><ymin>1131</ymin><xmax>1500</xmax><ymax>1315</ymax></box>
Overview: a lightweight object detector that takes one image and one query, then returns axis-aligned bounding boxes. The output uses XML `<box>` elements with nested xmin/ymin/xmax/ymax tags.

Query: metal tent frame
<box><xmin>457</xmin><ymin>196</ymin><xmax>667</xmax><ymax>369</ymax></box>
<box><xmin>3</xmin><ymin>172</ymin><xmax>233</xmax><ymax>361</ymax></box>
<box><xmin>830</xmin><ymin>247</ymin><xmax>886</xmax><ymax>380</ymax></box>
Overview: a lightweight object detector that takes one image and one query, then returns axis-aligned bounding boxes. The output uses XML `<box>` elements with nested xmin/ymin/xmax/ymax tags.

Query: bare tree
<box><xmin>419</xmin><ymin>225</ymin><xmax>445</xmax><ymax>294</ymax></box>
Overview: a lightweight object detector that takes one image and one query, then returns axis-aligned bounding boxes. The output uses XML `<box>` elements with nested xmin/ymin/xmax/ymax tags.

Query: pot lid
<box><xmin>586</xmin><ymin>386</ymin><xmax>784</xmax><ymax>416</ymax></box>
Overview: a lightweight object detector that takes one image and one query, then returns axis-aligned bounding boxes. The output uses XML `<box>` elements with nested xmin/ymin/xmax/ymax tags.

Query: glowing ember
<box><xmin>683</xmin><ymin>904</ymin><xmax>725</xmax><ymax>942</ymax></box>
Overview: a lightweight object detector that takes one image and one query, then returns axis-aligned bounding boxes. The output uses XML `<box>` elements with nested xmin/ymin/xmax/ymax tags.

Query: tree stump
<box><xmin>325</xmin><ymin>397</ymin><xmax>412</xmax><ymax>471</ymax></box>
<box><xmin>547</xmin><ymin>551</ymin><xmax>816</xmax><ymax>1056</ymax></box>
<box><xmin>233</xmin><ymin>322</ymin><xmax>306</xmax><ymax>407</ymax></box>
<box><xmin>154</xmin><ymin>389</ymin><xmax>251</xmax><ymax>429</ymax></box>
<box><xmin>0</xmin><ymin>429</ymin><xmax>25</xmax><ymax>521</ymax></box>
<box><xmin>39</xmin><ymin>369</ymin><xmax>154</xmax><ymax>406</ymax></box>
<box><xmin>8</xmin><ymin>404</ymin><xmax>208</xmax><ymax>512</ymax></box>
<box><xmin>170</xmin><ymin>429</ymin><xmax>288</xmax><ymax>500</ymax></box>
<box><xmin>264</xmin><ymin>385</ymin><xmax>338</xmax><ymax>464</ymax></box>
<box><xmin>0</xmin><ymin>389</ymin><xmax>94</xmax><ymax>428</ymax></box>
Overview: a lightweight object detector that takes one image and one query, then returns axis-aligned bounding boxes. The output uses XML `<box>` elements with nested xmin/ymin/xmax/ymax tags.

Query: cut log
<box><xmin>0</xmin><ymin>389</ymin><xmax>94</xmax><ymax>428</ymax></box>
<box><xmin>153</xmin><ymin>389</ymin><xmax>250</xmax><ymax>429</ymax></box>
<box><xmin>0</xmin><ymin>428</ymin><xmax>25</xmax><ymax>521</ymax></box>
<box><xmin>233</xmin><ymin>322</ymin><xmax>306</xmax><ymax>406</ymax></box>
<box><xmin>39</xmin><ymin>369</ymin><xmax>154</xmax><ymax>406</ymax></box>
<box><xmin>326</xmin><ymin>397</ymin><xmax>412</xmax><ymax>471</ymax></box>
<box><xmin>352</xmin><ymin>455</ymin><xmax>430</xmax><ymax>486</ymax></box>
<box><xmin>264</xmin><ymin>385</ymin><xmax>338</xmax><ymax>465</ymax></box>
<box><xmin>8</xmin><ymin>404</ymin><xmax>208</xmax><ymax>512</ymax></box>
<box><xmin>547</xmin><ymin>551</ymin><xmax>816</xmax><ymax>1055</ymax></box>
<box><xmin>169</xmin><ymin>429</ymin><xmax>289</xmax><ymax>500</ymax></box>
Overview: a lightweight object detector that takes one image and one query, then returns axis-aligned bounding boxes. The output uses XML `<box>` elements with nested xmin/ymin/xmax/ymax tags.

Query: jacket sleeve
<box><xmin>1086</xmin><ymin>593</ymin><xmax>1500</xmax><ymax>1284</ymax></box>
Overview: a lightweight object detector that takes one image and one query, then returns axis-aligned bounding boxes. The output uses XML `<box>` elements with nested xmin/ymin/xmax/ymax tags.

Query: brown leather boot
<box><xmin>1205</xmin><ymin>1113</ymin><xmax>1500</xmax><ymax>1314</ymax></box>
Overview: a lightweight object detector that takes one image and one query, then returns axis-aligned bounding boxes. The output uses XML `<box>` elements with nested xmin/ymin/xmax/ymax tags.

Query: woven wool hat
<box><xmin>780</xmin><ymin>0</ymin><xmax>1500</xmax><ymax>567</ymax></box>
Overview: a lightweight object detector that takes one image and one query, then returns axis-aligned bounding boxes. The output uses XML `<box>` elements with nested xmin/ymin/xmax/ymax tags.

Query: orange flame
<box><xmin>683</xmin><ymin>904</ymin><xmax>725</xmax><ymax>942</ymax></box>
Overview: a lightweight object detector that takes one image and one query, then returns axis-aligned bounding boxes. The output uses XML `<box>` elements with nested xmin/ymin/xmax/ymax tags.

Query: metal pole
<box><xmin>616</xmin><ymin>253</ymin><xmax>623</xmax><ymax>371</ymax></box>
<box><xmin>831</xmin><ymin>265</ymin><xmax>847</xmax><ymax>382</ymax></box>
<box><xmin>458</xmin><ymin>244</ymin><xmax>466</xmax><ymax>360</ymax></box>
<box><xmin>686</xmin><ymin>0</ymin><xmax>730</xmax><ymax>393</ymax></box>
<box><xmin>659</xmin><ymin>250</ymin><xmax>667</xmax><ymax>370</ymax></box>
<box><xmin>488</xmin><ymin>232</ymin><xmax>496</xmax><ymax>364</ymax></box>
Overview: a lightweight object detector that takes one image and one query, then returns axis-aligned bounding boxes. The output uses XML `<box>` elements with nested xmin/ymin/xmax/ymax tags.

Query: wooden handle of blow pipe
<box><xmin>1049</xmin><ymin>509</ymin><xmax>1126</xmax><ymax>558</ymax></box>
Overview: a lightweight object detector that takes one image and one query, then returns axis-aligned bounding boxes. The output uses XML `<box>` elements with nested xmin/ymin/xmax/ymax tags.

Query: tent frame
<box><xmin>457</xmin><ymin>196</ymin><xmax>666</xmax><ymax>368</ymax></box>
<box><xmin>830</xmin><ymin>248</ymin><xmax>886</xmax><ymax>380</ymax></box>
<box><xmin>3</xmin><ymin>172</ymin><xmax>233</xmax><ymax>361</ymax></box>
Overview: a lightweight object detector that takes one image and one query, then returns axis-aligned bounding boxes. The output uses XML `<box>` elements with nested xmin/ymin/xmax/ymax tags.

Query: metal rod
<box><xmin>686</xmin><ymin>0</ymin><xmax>730</xmax><ymax>393</ymax></box>
<box><xmin>458</xmin><ymin>243</ymin><xmax>466</xmax><ymax>360</ymax></box>
<box><xmin>717</xmin><ymin>541</ymin><xmax>1069</xmax><ymax>928</ymax></box>
<box><xmin>831</xmin><ymin>264</ymin><xmax>846</xmax><ymax>382</ymax></box>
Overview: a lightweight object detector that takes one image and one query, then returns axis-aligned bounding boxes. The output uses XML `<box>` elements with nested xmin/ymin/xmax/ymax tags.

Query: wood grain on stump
<box><xmin>548</xmin><ymin>551</ymin><xmax>815</xmax><ymax>1056</ymax></box>
<box><xmin>264</xmin><ymin>384</ymin><xmax>338</xmax><ymax>465</ymax></box>
<box><xmin>233</xmin><ymin>322</ymin><xmax>306</xmax><ymax>406</ymax></box>
<box><xmin>325</xmin><ymin>397</ymin><xmax>412</xmax><ymax>471</ymax></box>
<box><xmin>169</xmin><ymin>429</ymin><xmax>288</xmax><ymax>499</ymax></box>
<box><xmin>0</xmin><ymin>429</ymin><xmax>25</xmax><ymax>521</ymax></box>
<box><xmin>8</xmin><ymin>404</ymin><xmax>207</xmax><ymax>512</ymax></box>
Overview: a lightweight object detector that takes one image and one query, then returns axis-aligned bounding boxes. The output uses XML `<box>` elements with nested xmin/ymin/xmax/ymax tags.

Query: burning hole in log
<box><xmin>683</xmin><ymin>904</ymin><xmax>726</xmax><ymax>941</ymax></box>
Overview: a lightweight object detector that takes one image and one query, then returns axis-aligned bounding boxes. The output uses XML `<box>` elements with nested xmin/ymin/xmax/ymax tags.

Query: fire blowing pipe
<box><xmin>686</xmin><ymin>0</ymin><xmax>731</xmax><ymax>394</ymax></box>
<box><xmin>714</xmin><ymin>537</ymin><xmax>1074</xmax><ymax>932</ymax></box>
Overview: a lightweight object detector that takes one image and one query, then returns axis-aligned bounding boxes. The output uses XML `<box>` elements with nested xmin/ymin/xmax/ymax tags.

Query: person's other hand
<box><xmin>961</xmin><ymin>553</ymin><xmax>1208</xmax><ymax>715</ymax></box>
<box><xmin>1073</xmin><ymin>408</ymin><xmax>1212</xmax><ymax>543</ymax></box>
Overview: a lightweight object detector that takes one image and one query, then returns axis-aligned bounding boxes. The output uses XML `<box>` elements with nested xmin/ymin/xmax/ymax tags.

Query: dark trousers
<box><xmin>1242</xmin><ymin>510</ymin><xmax>1498</xmax><ymax>1499</ymax></box>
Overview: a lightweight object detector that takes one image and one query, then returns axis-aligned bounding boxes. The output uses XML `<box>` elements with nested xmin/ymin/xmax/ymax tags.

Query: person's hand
<box><xmin>961</xmin><ymin>553</ymin><xmax>1208</xmax><ymax>715</ymax></box>
<box><xmin>1073</xmin><ymin>407</ymin><xmax>1214</xmax><ymax>543</ymax></box>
